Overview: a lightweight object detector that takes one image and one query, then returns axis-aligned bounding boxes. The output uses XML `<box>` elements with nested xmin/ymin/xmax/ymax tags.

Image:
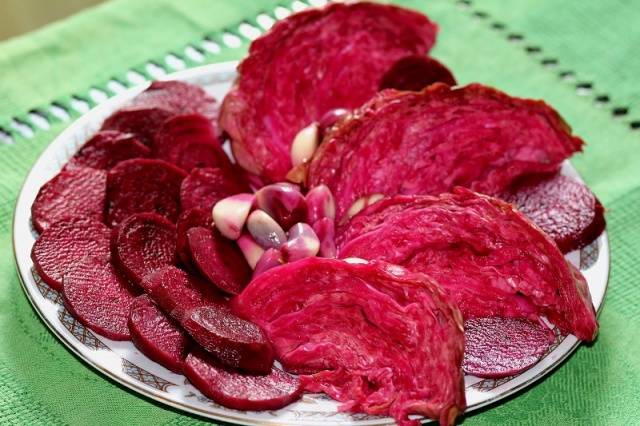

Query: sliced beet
<box><xmin>102</xmin><ymin>107</ymin><xmax>174</xmax><ymax>147</ymax></box>
<box><xmin>31</xmin><ymin>217</ymin><xmax>111</xmax><ymax>291</ymax></box>
<box><xmin>181</xmin><ymin>304</ymin><xmax>273</xmax><ymax>374</ymax></box>
<box><xmin>176</xmin><ymin>209</ymin><xmax>213</xmax><ymax>270</ymax></box>
<box><xmin>140</xmin><ymin>266</ymin><xmax>225</xmax><ymax>322</ymax></box>
<box><xmin>128</xmin><ymin>294</ymin><xmax>189</xmax><ymax>373</ymax></box>
<box><xmin>31</xmin><ymin>166</ymin><xmax>106</xmax><ymax>233</ymax></box>
<box><xmin>154</xmin><ymin>114</ymin><xmax>231</xmax><ymax>172</ymax></box>
<box><xmin>463</xmin><ymin>317</ymin><xmax>554</xmax><ymax>378</ymax></box>
<box><xmin>501</xmin><ymin>173</ymin><xmax>606</xmax><ymax>253</ymax></box>
<box><xmin>379</xmin><ymin>55</ymin><xmax>457</xmax><ymax>91</ymax></box>
<box><xmin>102</xmin><ymin>80</ymin><xmax>218</xmax><ymax>146</ymax></box>
<box><xmin>184</xmin><ymin>348</ymin><xmax>302</xmax><ymax>411</ymax></box>
<box><xmin>186</xmin><ymin>227</ymin><xmax>250</xmax><ymax>295</ymax></box>
<box><xmin>66</xmin><ymin>130</ymin><xmax>151</xmax><ymax>170</ymax></box>
<box><xmin>179</xmin><ymin>167</ymin><xmax>249</xmax><ymax>212</ymax></box>
<box><xmin>111</xmin><ymin>213</ymin><xmax>177</xmax><ymax>284</ymax></box>
<box><xmin>63</xmin><ymin>255</ymin><xmax>137</xmax><ymax>340</ymax></box>
<box><xmin>106</xmin><ymin>158</ymin><xmax>187</xmax><ymax>226</ymax></box>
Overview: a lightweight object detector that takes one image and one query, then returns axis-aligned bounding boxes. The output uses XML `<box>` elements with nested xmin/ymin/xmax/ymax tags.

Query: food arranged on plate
<box><xmin>27</xmin><ymin>2</ymin><xmax>606</xmax><ymax>426</ymax></box>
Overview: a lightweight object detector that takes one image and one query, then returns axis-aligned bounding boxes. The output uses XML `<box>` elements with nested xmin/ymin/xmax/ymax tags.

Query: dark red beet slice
<box><xmin>184</xmin><ymin>348</ymin><xmax>302</xmax><ymax>411</ymax></box>
<box><xmin>182</xmin><ymin>304</ymin><xmax>273</xmax><ymax>374</ymax></box>
<box><xmin>379</xmin><ymin>55</ymin><xmax>457</xmax><ymax>91</ymax></box>
<box><xmin>102</xmin><ymin>107</ymin><xmax>173</xmax><ymax>147</ymax></box>
<box><xmin>186</xmin><ymin>227</ymin><xmax>250</xmax><ymax>295</ymax></box>
<box><xmin>63</xmin><ymin>255</ymin><xmax>137</xmax><ymax>340</ymax></box>
<box><xmin>102</xmin><ymin>80</ymin><xmax>218</xmax><ymax>146</ymax></box>
<box><xmin>31</xmin><ymin>166</ymin><xmax>106</xmax><ymax>233</ymax></box>
<box><xmin>111</xmin><ymin>213</ymin><xmax>177</xmax><ymax>284</ymax></box>
<box><xmin>154</xmin><ymin>114</ymin><xmax>231</xmax><ymax>172</ymax></box>
<box><xmin>501</xmin><ymin>174</ymin><xmax>606</xmax><ymax>253</ymax></box>
<box><xmin>66</xmin><ymin>130</ymin><xmax>151</xmax><ymax>170</ymax></box>
<box><xmin>106</xmin><ymin>158</ymin><xmax>187</xmax><ymax>226</ymax></box>
<box><xmin>140</xmin><ymin>266</ymin><xmax>225</xmax><ymax>322</ymax></box>
<box><xmin>31</xmin><ymin>217</ymin><xmax>111</xmax><ymax>291</ymax></box>
<box><xmin>128</xmin><ymin>294</ymin><xmax>189</xmax><ymax>373</ymax></box>
<box><xmin>176</xmin><ymin>209</ymin><xmax>213</xmax><ymax>270</ymax></box>
<box><xmin>463</xmin><ymin>317</ymin><xmax>554</xmax><ymax>378</ymax></box>
<box><xmin>179</xmin><ymin>167</ymin><xmax>249</xmax><ymax>212</ymax></box>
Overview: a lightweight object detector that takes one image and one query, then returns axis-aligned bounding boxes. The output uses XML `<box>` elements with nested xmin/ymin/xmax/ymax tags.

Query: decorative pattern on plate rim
<box><xmin>31</xmin><ymin>265</ymin><xmax>62</xmax><ymax>305</ymax></box>
<box><xmin>580</xmin><ymin>239</ymin><xmax>600</xmax><ymax>270</ymax></box>
<box><xmin>57</xmin><ymin>307</ymin><xmax>110</xmax><ymax>351</ymax></box>
<box><xmin>122</xmin><ymin>359</ymin><xmax>176</xmax><ymax>392</ymax></box>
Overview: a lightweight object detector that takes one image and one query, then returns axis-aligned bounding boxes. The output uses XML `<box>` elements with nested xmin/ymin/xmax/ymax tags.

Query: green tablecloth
<box><xmin>1</xmin><ymin>0</ymin><xmax>639</xmax><ymax>424</ymax></box>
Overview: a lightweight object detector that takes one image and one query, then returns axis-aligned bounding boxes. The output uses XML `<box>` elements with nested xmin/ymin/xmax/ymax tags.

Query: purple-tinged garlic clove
<box><xmin>290</xmin><ymin>122</ymin><xmax>319</xmax><ymax>167</ymax></box>
<box><xmin>255</xmin><ymin>183</ymin><xmax>308</xmax><ymax>230</ymax></box>
<box><xmin>306</xmin><ymin>184</ymin><xmax>336</xmax><ymax>223</ymax></box>
<box><xmin>282</xmin><ymin>223</ymin><xmax>320</xmax><ymax>262</ymax></box>
<box><xmin>312</xmin><ymin>217</ymin><xmax>336</xmax><ymax>258</ymax></box>
<box><xmin>237</xmin><ymin>233</ymin><xmax>265</xmax><ymax>269</ymax></box>
<box><xmin>318</xmin><ymin>108</ymin><xmax>350</xmax><ymax>138</ymax></box>
<box><xmin>212</xmin><ymin>193</ymin><xmax>254</xmax><ymax>240</ymax></box>
<box><xmin>253</xmin><ymin>248</ymin><xmax>284</xmax><ymax>278</ymax></box>
<box><xmin>246</xmin><ymin>210</ymin><xmax>287</xmax><ymax>249</ymax></box>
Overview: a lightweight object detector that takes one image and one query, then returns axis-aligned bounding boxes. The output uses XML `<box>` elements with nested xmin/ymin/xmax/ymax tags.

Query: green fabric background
<box><xmin>1</xmin><ymin>0</ymin><xmax>639</xmax><ymax>424</ymax></box>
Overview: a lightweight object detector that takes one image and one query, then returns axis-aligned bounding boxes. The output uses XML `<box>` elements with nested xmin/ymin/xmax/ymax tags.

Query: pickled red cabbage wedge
<box><xmin>338</xmin><ymin>189</ymin><xmax>598</xmax><ymax>342</ymax></box>
<box><xmin>220</xmin><ymin>2</ymin><xmax>438</xmax><ymax>182</ymax></box>
<box><xmin>308</xmin><ymin>83</ymin><xmax>584</xmax><ymax>221</ymax></box>
<box><xmin>233</xmin><ymin>257</ymin><xmax>465</xmax><ymax>426</ymax></box>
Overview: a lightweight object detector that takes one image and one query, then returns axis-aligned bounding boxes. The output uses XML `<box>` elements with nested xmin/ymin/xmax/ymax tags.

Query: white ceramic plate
<box><xmin>13</xmin><ymin>61</ymin><xmax>609</xmax><ymax>425</ymax></box>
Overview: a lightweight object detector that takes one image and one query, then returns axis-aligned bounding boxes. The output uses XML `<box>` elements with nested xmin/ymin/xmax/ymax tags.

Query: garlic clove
<box><xmin>212</xmin><ymin>193</ymin><xmax>254</xmax><ymax>240</ymax></box>
<box><xmin>246</xmin><ymin>209</ymin><xmax>287</xmax><ymax>249</ymax></box>
<box><xmin>237</xmin><ymin>233</ymin><xmax>265</xmax><ymax>269</ymax></box>
<box><xmin>290</xmin><ymin>122</ymin><xmax>319</xmax><ymax>167</ymax></box>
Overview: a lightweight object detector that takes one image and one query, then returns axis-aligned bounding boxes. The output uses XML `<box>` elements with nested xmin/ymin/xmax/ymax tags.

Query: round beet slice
<box><xmin>176</xmin><ymin>209</ymin><xmax>213</xmax><ymax>270</ymax></box>
<box><xmin>128</xmin><ymin>294</ymin><xmax>189</xmax><ymax>373</ymax></box>
<box><xmin>184</xmin><ymin>348</ymin><xmax>302</xmax><ymax>411</ymax></box>
<box><xmin>463</xmin><ymin>317</ymin><xmax>554</xmax><ymax>378</ymax></box>
<box><xmin>106</xmin><ymin>158</ymin><xmax>187</xmax><ymax>226</ymax></box>
<box><xmin>154</xmin><ymin>114</ymin><xmax>231</xmax><ymax>172</ymax></box>
<box><xmin>63</xmin><ymin>255</ymin><xmax>137</xmax><ymax>340</ymax></box>
<box><xmin>111</xmin><ymin>213</ymin><xmax>177</xmax><ymax>284</ymax></box>
<box><xmin>31</xmin><ymin>217</ymin><xmax>111</xmax><ymax>291</ymax></box>
<box><xmin>179</xmin><ymin>167</ymin><xmax>249</xmax><ymax>212</ymax></box>
<box><xmin>102</xmin><ymin>81</ymin><xmax>218</xmax><ymax>146</ymax></box>
<box><xmin>31</xmin><ymin>166</ymin><xmax>106</xmax><ymax>233</ymax></box>
<box><xmin>102</xmin><ymin>107</ymin><xmax>174</xmax><ymax>147</ymax></box>
<box><xmin>501</xmin><ymin>173</ymin><xmax>606</xmax><ymax>253</ymax></box>
<box><xmin>186</xmin><ymin>227</ymin><xmax>250</xmax><ymax>295</ymax></box>
<box><xmin>140</xmin><ymin>266</ymin><xmax>226</xmax><ymax>322</ymax></box>
<box><xmin>66</xmin><ymin>130</ymin><xmax>151</xmax><ymax>170</ymax></box>
<box><xmin>379</xmin><ymin>55</ymin><xmax>457</xmax><ymax>91</ymax></box>
<box><xmin>181</xmin><ymin>304</ymin><xmax>274</xmax><ymax>374</ymax></box>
